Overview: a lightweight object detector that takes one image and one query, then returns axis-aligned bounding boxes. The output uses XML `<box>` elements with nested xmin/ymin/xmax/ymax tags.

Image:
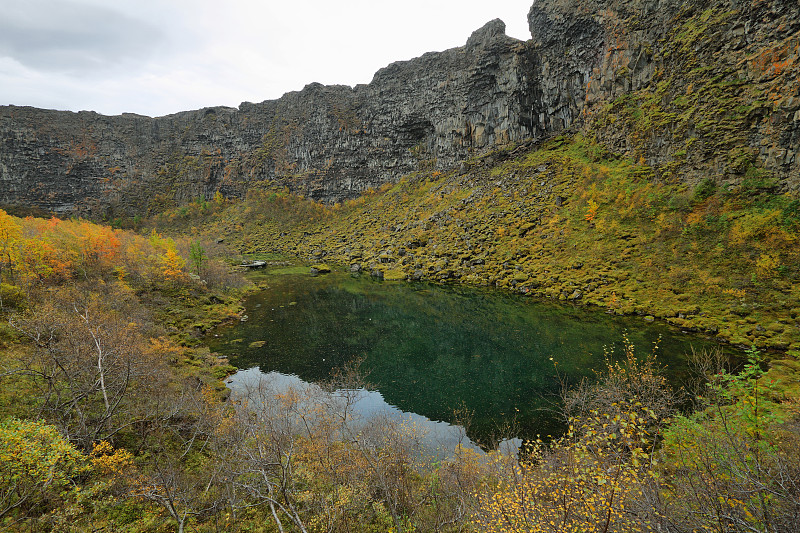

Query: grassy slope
<box><xmin>0</xmin><ymin>216</ymin><xmax>246</xmax><ymax>416</ymax></box>
<box><xmin>196</xmin><ymin>133</ymin><xmax>798</xmax><ymax>356</ymax></box>
<box><xmin>186</xmin><ymin>3</ymin><xmax>800</xmax><ymax>358</ymax></box>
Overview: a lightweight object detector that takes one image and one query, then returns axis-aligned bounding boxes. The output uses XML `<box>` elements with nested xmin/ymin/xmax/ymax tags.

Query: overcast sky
<box><xmin>0</xmin><ymin>0</ymin><xmax>533</xmax><ymax>118</ymax></box>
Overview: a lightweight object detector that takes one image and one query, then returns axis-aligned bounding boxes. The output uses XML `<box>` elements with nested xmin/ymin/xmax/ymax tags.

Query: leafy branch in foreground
<box><xmin>473</xmin><ymin>342</ymin><xmax>800</xmax><ymax>533</ymax></box>
<box><xmin>0</xmin><ymin>418</ymin><xmax>86</xmax><ymax>524</ymax></box>
<box><xmin>473</xmin><ymin>337</ymin><xmax>674</xmax><ymax>532</ymax></box>
<box><xmin>661</xmin><ymin>347</ymin><xmax>800</xmax><ymax>532</ymax></box>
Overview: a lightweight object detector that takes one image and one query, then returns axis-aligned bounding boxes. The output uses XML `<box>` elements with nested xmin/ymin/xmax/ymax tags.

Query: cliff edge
<box><xmin>1</xmin><ymin>0</ymin><xmax>798</xmax><ymax>217</ymax></box>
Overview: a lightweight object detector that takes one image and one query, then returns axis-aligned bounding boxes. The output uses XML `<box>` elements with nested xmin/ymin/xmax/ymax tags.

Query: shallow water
<box><xmin>209</xmin><ymin>269</ymin><xmax>737</xmax><ymax>445</ymax></box>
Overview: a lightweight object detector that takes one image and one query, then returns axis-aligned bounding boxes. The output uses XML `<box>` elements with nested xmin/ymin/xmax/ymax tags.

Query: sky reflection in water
<box><xmin>211</xmin><ymin>270</ymin><xmax>737</xmax><ymax>446</ymax></box>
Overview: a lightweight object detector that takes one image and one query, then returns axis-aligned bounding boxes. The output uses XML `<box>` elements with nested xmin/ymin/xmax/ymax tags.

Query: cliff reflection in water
<box><xmin>210</xmin><ymin>270</ymin><xmax>738</xmax><ymax>444</ymax></box>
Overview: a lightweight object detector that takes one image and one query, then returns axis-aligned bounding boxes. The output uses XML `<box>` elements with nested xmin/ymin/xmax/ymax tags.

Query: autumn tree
<box><xmin>473</xmin><ymin>402</ymin><xmax>665</xmax><ymax>532</ymax></box>
<box><xmin>561</xmin><ymin>335</ymin><xmax>679</xmax><ymax>449</ymax></box>
<box><xmin>76</xmin><ymin>222</ymin><xmax>121</xmax><ymax>275</ymax></box>
<box><xmin>146</xmin><ymin>230</ymin><xmax>187</xmax><ymax>284</ymax></box>
<box><xmin>473</xmin><ymin>338</ymin><xmax>677</xmax><ymax>532</ymax></box>
<box><xmin>215</xmin><ymin>364</ymin><xmax>472</xmax><ymax>533</ymax></box>
<box><xmin>0</xmin><ymin>209</ymin><xmax>21</xmax><ymax>287</ymax></box>
<box><xmin>9</xmin><ymin>281</ymin><xmax>168</xmax><ymax>451</ymax></box>
<box><xmin>0</xmin><ymin>418</ymin><xmax>86</xmax><ymax>524</ymax></box>
<box><xmin>220</xmin><ymin>378</ymin><xmax>316</xmax><ymax>533</ymax></box>
<box><xmin>660</xmin><ymin>348</ymin><xmax>800</xmax><ymax>532</ymax></box>
<box><xmin>128</xmin><ymin>384</ymin><xmax>229</xmax><ymax>533</ymax></box>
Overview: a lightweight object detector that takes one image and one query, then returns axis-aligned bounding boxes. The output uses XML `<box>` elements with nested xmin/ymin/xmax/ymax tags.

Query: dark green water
<box><xmin>209</xmin><ymin>269</ymin><xmax>737</xmax><ymax>445</ymax></box>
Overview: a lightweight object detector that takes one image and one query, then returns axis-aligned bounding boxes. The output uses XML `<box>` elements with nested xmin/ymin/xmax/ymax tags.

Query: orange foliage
<box><xmin>147</xmin><ymin>336</ymin><xmax>187</xmax><ymax>363</ymax></box>
<box><xmin>0</xmin><ymin>214</ymin><xmax>199</xmax><ymax>290</ymax></box>
<box><xmin>160</xmin><ymin>247</ymin><xmax>186</xmax><ymax>281</ymax></box>
<box><xmin>17</xmin><ymin>238</ymin><xmax>72</xmax><ymax>283</ymax></box>
<box><xmin>585</xmin><ymin>199</ymin><xmax>599</xmax><ymax>222</ymax></box>
<box><xmin>82</xmin><ymin>224</ymin><xmax>121</xmax><ymax>267</ymax></box>
<box><xmin>748</xmin><ymin>39</ymin><xmax>798</xmax><ymax>77</ymax></box>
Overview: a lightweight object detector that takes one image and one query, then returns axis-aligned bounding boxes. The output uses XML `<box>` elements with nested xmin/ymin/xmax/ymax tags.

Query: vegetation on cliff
<box><xmin>0</xmin><ymin>0</ymin><xmax>799</xmax><ymax>530</ymax></box>
<box><xmin>152</xmin><ymin>0</ymin><xmax>800</xmax><ymax>357</ymax></box>
<box><xmin>185</xmin><ymin>133</ymin><xmax>799</xmax><ymax>355</ymax></box>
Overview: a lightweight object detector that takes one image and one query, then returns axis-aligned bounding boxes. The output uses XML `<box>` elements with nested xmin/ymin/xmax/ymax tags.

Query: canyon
<box><xmin>2</xmin><ymin>0</ymin><xmax>797</xmax><ymax>218</ymax></box>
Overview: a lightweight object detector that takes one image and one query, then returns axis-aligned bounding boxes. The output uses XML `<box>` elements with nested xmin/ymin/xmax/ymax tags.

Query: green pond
<box><xmin>209</xmin><ymin>267</ymin><xmax>738</xmax><ymax>446</ymax></box>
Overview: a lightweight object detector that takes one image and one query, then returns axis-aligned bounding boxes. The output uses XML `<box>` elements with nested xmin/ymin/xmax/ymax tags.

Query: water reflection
<box><xmin>211</xmin><ymin>270</ymin><xmax>738</xmax><ymax>444</ymax></box>
<box><xmin>228</xmin><ymin>367</ymin><xmax>492</xmax><ymax>457</ymax></box>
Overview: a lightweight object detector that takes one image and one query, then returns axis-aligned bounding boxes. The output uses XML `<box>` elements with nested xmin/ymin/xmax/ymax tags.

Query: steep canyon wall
<box><xmin>1</xmin><ymin>0</ymin><xmax>798</xmax><ymax>216</ymax></box>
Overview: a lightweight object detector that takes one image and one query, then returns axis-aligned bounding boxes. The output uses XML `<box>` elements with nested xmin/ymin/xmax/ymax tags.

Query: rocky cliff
<box><xmin>0</xmin><ymin>19</ymin><xmax>538</xmax><ymax>217</ymax></box>
<box><xmin>1</xmin><ymin>0</ymin><xmax>798</xmax><ymax>217</ymax></box>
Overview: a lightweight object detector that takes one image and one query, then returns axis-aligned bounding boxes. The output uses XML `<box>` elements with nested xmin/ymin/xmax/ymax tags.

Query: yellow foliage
<box><xmin>90</xmin><ymin>441</ymin><xmax>134</xmax><ymax>476</ymax></box>
<box><xmin>0</xmin><ymin>209</ymin><xmax>21</xmax><ymax>249</ymax></box>
<box><xmin>473</xmin><ymin>402</ymin><xmax>659</xmax><ymax>532</ymax></box>
<box><xmin>685</xmin><ymin>211</ymin><xmax>703</xmax><ymax>227</ymax></box>
<box><xmin>722</xmin><ymin>287</ymin><xmax>747</xmax><ymax>299</ymax></box>
<box><xmin>0</xmin><ymin>418</ymin><xmax>87</xmax><ymax>517</ymax></box>
<box><xmin>160</xmin><ymin>247</ymin><xmax>186</xmax><ymax>281</ymax></box>
<box><xmin>728</xmin><ymin>209</ymin><xmax>782</xmax><ymax>246</ymax></box>
<box><xmin>148</xmin><ymin>336</ymin><xmax>187</xmax><ymax>362</ymax></box>
<box><xmin>755</xmin><ymin>252</ymin><xmax>780</xmax><ymax>280</ymax></box>
<box><xmin>0</xmin><ymin>209</ymin><xmax>22</xmax><ymax>283</ymax></box>
<box><xmin>114</xmin><ymin>265</ymin><xmax>127</xmax><ymax>281</ymax></box>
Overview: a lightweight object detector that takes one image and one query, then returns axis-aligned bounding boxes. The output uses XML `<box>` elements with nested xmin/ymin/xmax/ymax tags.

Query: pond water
<box><xmin>209</xmin><ymin>268</ymin><xmax>738</xmax><ymax>447</ymax></box>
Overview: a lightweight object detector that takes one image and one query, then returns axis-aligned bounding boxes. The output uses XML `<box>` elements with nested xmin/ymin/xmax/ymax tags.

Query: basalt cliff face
<box><xmin>1</xmin><ymin>0</ymin><xmax>798</xmax><ymax>217</ymax></box>
<box><xmin>0</xmin><ymin>19</ymin><xmax>539</xmax><ymax>216</ymax></box>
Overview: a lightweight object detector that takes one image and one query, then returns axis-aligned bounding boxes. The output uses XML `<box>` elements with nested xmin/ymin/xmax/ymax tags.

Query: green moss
<box><xmin>311</xmin><ymin>263</ymin><xmax>332</xmax><ymax>273</ymax></box>
<box><xmin>383</xmin><ymin>269</ymin><xmax>408</xmax><ymax>281</ymax></box>
<box><xmin>693</xmin><ymin>178</ymin><xmax>717</xmax><ymax>203</ymax></box>
<box><xmin>211</xmin><ymin>364</ymin><xmax>237</xmax><ymax>379</ymax></box>
<box><xmin>198</xmin><ymin>124</ymin><xmax>799</xmax><ymax>352</ymax></box>
<box><xmin>269</xmin><ymin>266</ymin><xmax>311</xmax><ymax>275</ymax></box>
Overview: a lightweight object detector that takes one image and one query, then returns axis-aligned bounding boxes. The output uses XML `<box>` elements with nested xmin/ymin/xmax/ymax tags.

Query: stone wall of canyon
<box><xmin>1</xmin><ymin>0</ymin><xmax>798</xmax><ymax>216</ymax></box>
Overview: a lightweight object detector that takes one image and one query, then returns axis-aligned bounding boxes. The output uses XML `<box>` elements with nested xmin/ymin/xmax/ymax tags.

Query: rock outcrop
<box><xmin>0</xmin><ymin>19</ymin><xmax>539</xmax><ymax>216</ymax></box>
<box><xmin>1</xmin><ymin>0</ymin><xmax>798</xmax><ymax>216</ymax></box>
<box><xmin>531</xmin><ymin>0</ymin><xmax>800</xmax><ymax>191</ymax></box>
